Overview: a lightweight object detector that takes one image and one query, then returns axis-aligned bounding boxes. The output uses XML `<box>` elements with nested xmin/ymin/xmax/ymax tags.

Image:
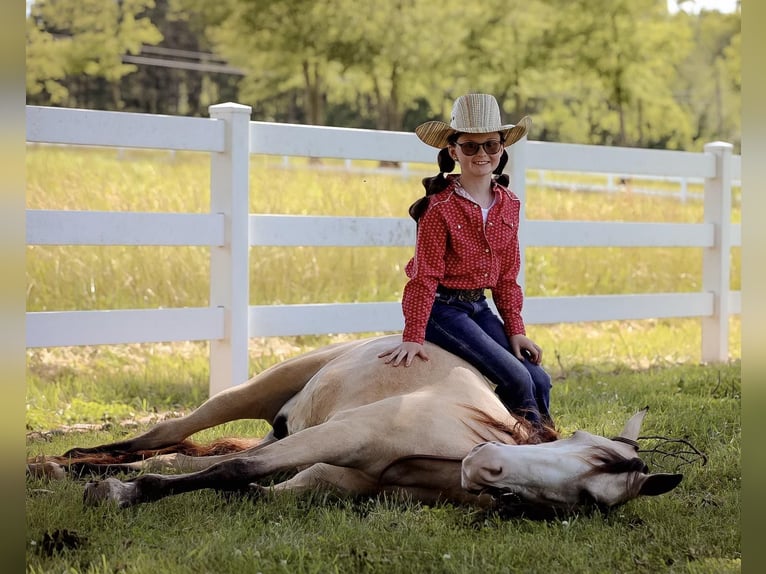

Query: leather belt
<box><xmin>435</xmin><ymin>285</ymin><xmax>485</xmax><ymax>302</ymax></box>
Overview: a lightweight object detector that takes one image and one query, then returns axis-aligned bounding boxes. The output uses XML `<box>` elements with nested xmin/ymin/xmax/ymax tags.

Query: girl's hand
<box><xmin>510</xmin><ymin>334</ymin><xmax>543</xmax><ymax>365</ymax></box>
<box><xmin>378</xmin><ymin>341</ymin><xmax>430</xmax><ymax>367</ymax></box>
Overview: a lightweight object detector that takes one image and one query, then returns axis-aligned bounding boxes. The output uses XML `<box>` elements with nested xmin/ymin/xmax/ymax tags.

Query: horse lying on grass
<box><xmin>27</xmin><ymin>335</ymin><xmax>682</xmax><ymax>514</ymax></box>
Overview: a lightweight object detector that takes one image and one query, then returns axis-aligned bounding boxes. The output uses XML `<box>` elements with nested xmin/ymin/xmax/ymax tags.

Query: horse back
<box><xmin>280</xmin><ymin>336</ymin><xmax>510</xmax><ymax>435</ymax></box>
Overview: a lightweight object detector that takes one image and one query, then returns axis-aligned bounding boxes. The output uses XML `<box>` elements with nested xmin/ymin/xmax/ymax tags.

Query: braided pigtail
<box><xmin>493</xmin><ymin>149</ymin><xmax>510</xmax><ymax>187</ymax></box>
<box><xmin>409</xmin><ymin>147</ymin><xmax>456</xmax><ymax>222</ymax></box>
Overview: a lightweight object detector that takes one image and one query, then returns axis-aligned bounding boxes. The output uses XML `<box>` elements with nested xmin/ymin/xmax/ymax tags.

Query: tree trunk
<box><xmin>302</xmin><ymin>60</ymin><xmax>324</xmax><ymax>126</ymax></box>
<box><xmin>112</xmin><ymin>81</ymin><xmax>123</xmax><ymax>111</ymax></box>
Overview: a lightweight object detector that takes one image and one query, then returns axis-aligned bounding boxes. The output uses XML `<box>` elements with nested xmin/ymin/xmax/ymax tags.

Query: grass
<box><xmin>25</xmin><ymin>146</ymin><xmax>741</xmax><ymax>573</ymax></box>
<box><xmin>26</xmin><ymin>361</ymin><xmax>741</xmax><ymax>574</ymax></box>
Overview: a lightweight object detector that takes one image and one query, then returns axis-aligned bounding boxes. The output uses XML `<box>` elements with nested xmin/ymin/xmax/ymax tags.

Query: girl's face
<box><xmin>451</xmin><ymin>132</ymin><xmax>504</xmax><ymax>178</ymax></box>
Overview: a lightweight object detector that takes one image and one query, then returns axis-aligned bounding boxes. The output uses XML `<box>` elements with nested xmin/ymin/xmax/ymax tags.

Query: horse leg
<box><xmin>252</xmin><ymin>463</ymin><xmax>378</xmax><ymax>497</ymax></box>
<box><xmin>378</xmin><ymin>457</ymin><xmax>495</xmax><ymax>507</ymax></box>
<box><xmin>253</xmin><ymin>463</ymin><xmax>493</xmax><ymax>508</ymax></box>
<box><xmin>83</xmin><ymin>414</ymin><xmax>392</xmax><ymax>507</ymax></box>
<box><xmin>65</xmin><ymin>339</ymin><xmax>365</xmax><ymax>456</ymax></box>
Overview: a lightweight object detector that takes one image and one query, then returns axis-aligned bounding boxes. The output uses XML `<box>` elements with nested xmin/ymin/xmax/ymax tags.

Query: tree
<box><xmin>533</xmin><ymin>0</ymin><xmax>695</xmax><ymax>148</ymax></box>
<box><xmin>198</xmin><ymin>0</ymin><xmax>343</xmax><ymax>125</ymax></box>
<box><xmin>26</xmin><ymin>0</ymin><xmax>163</xmax><ymax>108</ymax></box>
<box><xmin>455</xmin><ymin>0</ymin><xmax>558</xmax><ymax>124</ymax></box>
<box><xmin>26</xmin><ymin>13</ymin><xmax>69</xmax><ymax>103</ymax></box>
<box><xmin>321</xmin><ymin>0</ymin><xmax>465</xmax><ymax>131</ymax></box>
<box><xmin>182</xmin><ymin>0</ymin><xmax>464</xmax><ymax>130</ymax></box>
<box><xmin>673</xmin><ymin>10</ymin><xmax>740</xmax><ymax>150</ymax></box>
<box><xmin>25</xmin><ymin>0</ymin><xmax>739</xmax><ymax>151</ymax></box>
<box><xmin>120</xmin><ymin>0</ymin><xmax>241</xmax><ymax>116</ymax></box>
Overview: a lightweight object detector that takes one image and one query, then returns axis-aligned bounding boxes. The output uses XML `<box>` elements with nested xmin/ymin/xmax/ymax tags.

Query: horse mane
<box><xmin>377</xmin><ymin>407</ymin><xmax>559</xmax><ymax>484</ymax></box>
<box><xmin>463</xmin><ymin>405</ymin><xmax>559</xmax><ymax>445</ymax></box>
<box><xmin>28</xmin><ymin>437</ymin><xmax>261</xmax><ymax>467</ymax></box>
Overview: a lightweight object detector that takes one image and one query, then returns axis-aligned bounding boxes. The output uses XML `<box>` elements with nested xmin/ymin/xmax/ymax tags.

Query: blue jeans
<box><xmin>424</xmin><ymin>295</ymin><xmax>552</xmax><ymax>425</ymax></box>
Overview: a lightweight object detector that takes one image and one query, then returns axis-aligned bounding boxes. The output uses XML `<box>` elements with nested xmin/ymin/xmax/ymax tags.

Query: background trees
<box><xmin>26</xmin><ymin>0</ymin><xmax>163</xmax><ymax>109</ymax></box>
<box><xmin>25</xmin><ymin>0</ymin><xmax>741</xmax><ymax>151</ymax></box>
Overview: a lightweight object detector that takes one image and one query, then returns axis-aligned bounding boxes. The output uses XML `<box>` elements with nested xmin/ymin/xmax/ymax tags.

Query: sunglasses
<box><xmin>454</xmin><ymin>139</ymin><xmax>504</xmax><ymax>156</ymax></box>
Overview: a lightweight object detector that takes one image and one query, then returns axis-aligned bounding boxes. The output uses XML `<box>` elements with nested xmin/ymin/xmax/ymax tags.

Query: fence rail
<box><xmin>26</xmin><ymin>103</ymin><xmax>741</xmax><ymax>395</ymax></box>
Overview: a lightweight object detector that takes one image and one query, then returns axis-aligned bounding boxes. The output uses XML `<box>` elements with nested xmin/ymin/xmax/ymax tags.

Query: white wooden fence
<box><xmin>26</xmin><ymin>103</ymin><xmax>741</xmax><ymax>395</ymax></box>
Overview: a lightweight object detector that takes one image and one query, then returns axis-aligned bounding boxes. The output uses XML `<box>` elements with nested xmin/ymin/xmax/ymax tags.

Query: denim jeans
<box><xmin>424</xmin><ymin>295</ymin><xmax>552</xmax><ymax>425</ymax></box>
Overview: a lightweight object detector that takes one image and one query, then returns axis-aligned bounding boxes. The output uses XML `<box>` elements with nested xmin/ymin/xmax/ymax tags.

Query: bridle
<box><xmin>610</xmin><ymin>436</ymin><xmax>640</xmax><ymax>450</ymax></box>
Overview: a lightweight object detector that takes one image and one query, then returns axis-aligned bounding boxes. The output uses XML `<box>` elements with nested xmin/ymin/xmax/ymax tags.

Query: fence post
<box><xmin>701</xmin><ymin>141</ymin><xmax>733</xmax><ymax>363</ymax></box>
<box><xmin>680</xmin><ymin>177</ymin><xmax>688</xmax><ymax>203</ymax></box>
<box><xmin>208</xmin><ymin>102</ymin><xmax>252</xmax><ymax>395</ymax></box>
<box><xmin>507</xmin><ymin>136</ymin><xmax>529</xmax><ymax>288</ymax></box>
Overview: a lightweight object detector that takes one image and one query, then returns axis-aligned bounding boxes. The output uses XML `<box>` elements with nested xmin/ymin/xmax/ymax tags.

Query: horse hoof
<box><xmin>83</xmin><ymin>477</ymin><xmax>137</xmax><ymax>507</ymax></box>
<box><xmin>246</xmin><ymin>483</ymin><xmax>271</xmax><ymax>500</ymax></box>
<box><xmin>27</xmin><ymin>462</ymin><xmax>67</xmax><ymax>480</ymax></box>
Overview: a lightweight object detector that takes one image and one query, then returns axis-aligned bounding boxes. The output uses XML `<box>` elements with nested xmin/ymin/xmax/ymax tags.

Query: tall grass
<box><xmin>26</xmin><ymin>146</ymin><xmax>741</xmax><ymax>310</ymax></box>
<box><xmin>25</xmin><ymin>146</ymin><xmax>740</xmax><ymax>573</ymax></box>
<box><xmin>26</xmin><ymin>144</ymin><xmax>740</xmax><ymax>359</ymax></box>
<box><xmin>25</xmin><ymin>145</ymin><xmax>741</xmax><ymax>424</ymax></box>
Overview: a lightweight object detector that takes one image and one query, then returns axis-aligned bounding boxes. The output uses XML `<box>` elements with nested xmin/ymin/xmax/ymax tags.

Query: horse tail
<box><xmin>28</xmin><ymin>436</ymin><xmax>263</xmax><ymax>467</ymax></box>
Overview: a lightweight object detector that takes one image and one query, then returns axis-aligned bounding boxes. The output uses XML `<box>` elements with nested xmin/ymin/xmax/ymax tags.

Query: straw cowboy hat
<box><xmin>415</xmin><ymin>93</ymin><xmax>531</xmax><ymax>149</ymax></box>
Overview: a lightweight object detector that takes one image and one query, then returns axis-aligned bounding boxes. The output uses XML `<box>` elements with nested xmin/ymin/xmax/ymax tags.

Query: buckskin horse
<box><xmin>27</xmin><ymin>335</ymin><xmax>682</xmax><ymax>513</ymax></box>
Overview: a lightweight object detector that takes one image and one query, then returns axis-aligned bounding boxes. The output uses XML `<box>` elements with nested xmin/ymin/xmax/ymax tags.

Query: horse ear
<box><xmin>618</xmin><ymin>407</ymin><xmax>649</xmax><ymax>442</ymax></box>
<box><xmin>638</xmin><ymin>473</ymin><xmax>683</xmax><ymax>497</ymax></box>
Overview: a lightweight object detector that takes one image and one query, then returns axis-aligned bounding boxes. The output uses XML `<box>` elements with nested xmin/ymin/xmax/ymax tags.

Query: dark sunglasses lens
<box><xmin>460</xmin><ymin>142</ymin><xmax>480</xmax><ymax>155</ymax></box>
<box><xmin>485</xmin><ymin>141</ymin><xmax>503</xmax><ymax>154</ymax></box>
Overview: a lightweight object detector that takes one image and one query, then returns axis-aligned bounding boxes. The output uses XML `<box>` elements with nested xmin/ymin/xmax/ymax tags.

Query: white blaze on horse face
<box><xmin>461</xmin><ymin>431</ymin><xmax>648</xmax><ymax>508</ymax></box>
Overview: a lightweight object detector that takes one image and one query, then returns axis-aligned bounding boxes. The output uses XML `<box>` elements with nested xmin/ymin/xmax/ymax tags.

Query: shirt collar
<box><xmin>452</xmin><ymin>179</ymin><xmax>498</xmax><ymax>210</ymax></box>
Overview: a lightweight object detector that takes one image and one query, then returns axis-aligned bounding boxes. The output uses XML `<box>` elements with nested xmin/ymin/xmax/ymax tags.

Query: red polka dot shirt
<box><xmin>402</xmin><ymin>177</ymin><xmax>525</xmax><ymax>345</ymax></box>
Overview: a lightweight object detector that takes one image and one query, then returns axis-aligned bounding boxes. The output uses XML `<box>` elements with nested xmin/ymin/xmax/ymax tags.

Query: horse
<box><xmin>27</xmin><ymin>335</ymin><xmax>682</xmax><ymax>513</ymax></box>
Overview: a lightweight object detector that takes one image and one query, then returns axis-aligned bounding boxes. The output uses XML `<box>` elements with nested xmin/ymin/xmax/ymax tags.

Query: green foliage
<box><xmin>531</xmin><ymin>0</ymin><xmax>695</xmax><ymax>148</ymax></box>
<box><xmin>25</xmin><ymin>16</ymin><xmax>69</xmax><ymax>102</ymax></box>
<box><xmin>26</xmin><ymin>0</ymin><xmax>163</xmax><ymax>107</ymax></box>
<box><xmin>26</xmin><ymin>0</ymin><xmax>740</xmax><ymax>151</ymax></box>
<box><xmin>216</xmin><ymin>0</ymin><xmax>739</xmax><ymax>149</ymax></box>
<box><xmin>673</xmin><ymin>10</ymin><xmax>741</xmax><ymax>149</ymax></box>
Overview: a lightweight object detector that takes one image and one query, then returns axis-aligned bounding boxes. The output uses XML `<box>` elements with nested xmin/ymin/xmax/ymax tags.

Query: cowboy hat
<box><xmin>415</xmin><ymin>93</ymin><xmax>531</xmax><ymax>149</ymax></box>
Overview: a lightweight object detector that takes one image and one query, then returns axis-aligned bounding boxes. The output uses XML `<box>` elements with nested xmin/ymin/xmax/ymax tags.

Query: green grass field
<box><xmin>25</xmin><ymin>146</ymin><xmax>741</xmax><ymax>573</ymax></box>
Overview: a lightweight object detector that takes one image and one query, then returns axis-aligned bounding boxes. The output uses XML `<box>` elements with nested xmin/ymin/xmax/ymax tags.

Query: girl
<box><xmin>379</xmin><ymin>93</ymin><xmax>552</xmax><ymax>427</ymax></box>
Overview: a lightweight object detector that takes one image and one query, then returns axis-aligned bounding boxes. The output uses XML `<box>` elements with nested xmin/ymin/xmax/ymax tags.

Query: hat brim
<box><xmin>415</xmin><ymin>116</ymin><xmax>531</xmax><ymax>149</ymax></box>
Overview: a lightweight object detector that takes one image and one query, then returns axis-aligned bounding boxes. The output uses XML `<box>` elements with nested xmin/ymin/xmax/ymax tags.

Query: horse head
<box><xmin>460</xmin><ymin>408</ymin><xmax>683</xmax><ymax>511</ymax></box>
